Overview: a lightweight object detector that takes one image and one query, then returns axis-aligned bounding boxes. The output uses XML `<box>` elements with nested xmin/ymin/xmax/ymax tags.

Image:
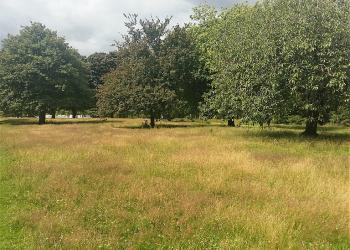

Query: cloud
<box><xmin>0</xmin><ymin>0</ymin><xmax>253</xmax><ymax>55</ymax></box>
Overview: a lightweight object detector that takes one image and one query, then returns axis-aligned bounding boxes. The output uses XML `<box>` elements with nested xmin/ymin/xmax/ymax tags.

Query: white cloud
<box><xmin>0</xmin><ymin>0</ymin><xmax>251</xmax><ymax>55</ymax></box>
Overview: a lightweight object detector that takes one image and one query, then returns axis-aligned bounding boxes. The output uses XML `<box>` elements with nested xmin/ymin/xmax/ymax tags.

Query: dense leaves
<box><xmin>97</xmin><ymin>15</ymin><xmax>176</xmax><ymax>126</ymax></box>
<box><xmin>97</xmin><ymin>15</ymin><xmax>210</xmax><ymax>126</ymax></box>
<box><xmin>161</xmin><ymin>25</ymin><xmax>211</xmax><ymax>117</ymax></box>
<box><xmin>0</xmin><ymin>22</ymin><xmax>92</xmax><ymax>124</ymax></box>
<box><xmin>86</xmin><ymin>52</ymin><xmax>117</xmax><ymax>89</ymax></box>
<box><xmin>195</xmin><ymin>0</ymin><xmax>350</xmax><ymax>135</ymax></box>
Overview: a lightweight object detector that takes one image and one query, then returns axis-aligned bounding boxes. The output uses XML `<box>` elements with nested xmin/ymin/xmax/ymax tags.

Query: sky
<box><xmin>0</xmin><ymin>0</ymin><xmax>251</xmax><ymax>56</ymax></box>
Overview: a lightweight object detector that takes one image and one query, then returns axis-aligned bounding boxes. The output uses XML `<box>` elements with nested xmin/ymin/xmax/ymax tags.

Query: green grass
<box><xmin>0</xmin><ymin>118</ymin><xmax>349</xmax><ymax>249</ymax></box>
<box><xmin>0</xmin><ymin>147</ymin><xmax>15</xmax><ymax>249</ymax></box>
<box><xmin>0</xmin><ymin>147</ymin><xmax>34</xmax><ymax>249</ymax></box>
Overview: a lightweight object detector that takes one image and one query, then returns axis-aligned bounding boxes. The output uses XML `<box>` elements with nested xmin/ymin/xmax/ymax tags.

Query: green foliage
<box><xmin>274</xmin><ymin>0</ymin><xmax>350</xmax><ymax>133</ymax></box>
<box><xmin>331</xmin><ymin>104</ymin><xmax>350</xmax><ymax>126</ymax></box>
<box><xmin>60</xmin><ymin>51</ymin><xmax>94</xmax><ymax>114</ymax></box>
<box><xmin>161</xmin><ymin>25</ymin><xmax>211</xmax><ymax>117</ymax></box>
<box><xmin>195</xmin><ymin>0</ymin><xmax>350</xmax><ymax>134</ymax></box>
<box><xmin>97</xmin><ymin>15</ymin><xmax>176</xmax><ymax>124</ymax></box>
<box><xmin>86</xmin><ymin>52</ymin><xmax>117</xmax><ymax>89</ymax></box>
<box><xmin>98</xmin><ymin>61</ymin><xmax>177</xmax><ymax>119</ymax></box>
<box><xmin>0</xmin><ymin>22</ymin><xmax>91</xmax><ymax>123</ymax></box>
<box><xmin>97</xmin><ymin>15</ymin><xmax>211</xmax><ymax>124</ymax></box>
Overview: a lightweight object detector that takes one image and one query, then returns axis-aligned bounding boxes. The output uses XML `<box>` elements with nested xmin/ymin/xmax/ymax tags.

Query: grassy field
<box><xmin>0</xmin><ymin>118</ymin><xmax>349</xmax><ymax>249</ymax></box>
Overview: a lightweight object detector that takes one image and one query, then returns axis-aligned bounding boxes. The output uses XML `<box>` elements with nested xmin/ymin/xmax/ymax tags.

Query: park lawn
<box><xmin>0</xmin><ymin>118</ymin><xmax>349</xmax><ymax>249</ymax></box>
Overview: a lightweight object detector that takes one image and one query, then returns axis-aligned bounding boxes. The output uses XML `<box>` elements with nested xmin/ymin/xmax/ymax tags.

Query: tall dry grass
<box><xmin>0</xmin><ymin>118</ymin><xmax>349</xmax><ymax>249</ymax></box>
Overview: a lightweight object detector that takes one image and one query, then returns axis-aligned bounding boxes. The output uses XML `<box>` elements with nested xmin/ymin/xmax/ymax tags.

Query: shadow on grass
<box><xmin>245</xmin><ymin>127</ymin><xmax>350</xmax><ymax>142</ymax></box>
<box><xmin>0</xmin><ymin>118</ymin><xmax>122</xmax><ymax>126</ymax></box>
<box><xmin>1</xmin><ymin>118</ymin><xmax>348</xmax><ymax>142</ymax></box>
<box><xmin>117</xmin><ymin>122</ymin><xmax>349</xmax><ymax>142</ymax></box>
<box><xmin>121</xmin><ymin>123</ymin><xmax>219</xmax><ymax>129</ymax></box>
<box><xmin>273</xmin><ymin>124</ymin><xmax>348</xmax><ymax>132</ymax></box>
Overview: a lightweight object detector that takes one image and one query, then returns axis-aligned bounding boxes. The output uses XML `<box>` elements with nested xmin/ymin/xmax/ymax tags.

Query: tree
<box><xmin>84</xmin><ymin>52</ymin><xmax>117</xmax><ymax>117</ymax></box>
<box><xmin>97</xmin><ymin>58</ymin><xmax>177</xmax><ymax>126</ymax></box>
<box><xmin>97</xmin><ymin>15</ymin><xmax>178</xmax><ymax>127</ymax></box>
<box><xmin>0</xmin><ymin>22</ymin><xmax>91</xmax><ymax>124</ymax></box>
<box><xmin>194</xmin><ymin>0</ymin><xmax>350</xmax><ymax>135</ymax></box>
<box><xmin>273</xmin><ymin>0</ymin><xmax>350</xmax><ymax>135</ymax></box>
<box><xmin>193</xmin><ymin>5</ymin><xmax>251</xmax><ymax>125</ymax></box>
<box><xmin>97</xmin><ymin>15</ymin><xmax>212</xmax><ymax>125</ymax></box>
<box><xmin>61</xmin><ymin>52</ymin><xmax>94</xmax><ymax>119</ymax></box>
<box><xmin>161</xmin><ymin>25</ymin><xmax>211</xmax><ymax>118</ymax></box>
<box><xmin>86</xmin><ymin>52</ymin><xmax>117</xmax><ymax>89</ymax></box>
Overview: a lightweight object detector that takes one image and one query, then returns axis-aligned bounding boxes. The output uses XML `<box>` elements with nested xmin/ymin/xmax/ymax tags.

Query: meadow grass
<box><xmin>0</xmin><ymin>118</ymin><xmax>349</xmax><ymax>249</ymax></box>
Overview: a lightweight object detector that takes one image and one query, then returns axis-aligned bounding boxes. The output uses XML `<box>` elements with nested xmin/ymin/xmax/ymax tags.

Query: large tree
<box><xmin>195</xmin><ymin>0</ymin><xmax>350</xmax><ymax>135</ymax></box>
<box><xmin>97</xmin><ymin>15</ymin><xmax>176</xmax><ymax>127</ymax></box>
<box><xmin>98</xmin><ymin>15</ymin><xmax>210</xmax><ymax>127</ymax></box>
<box><xmin>0</xmin><ymin>22</ymin><xmax>91</xmax><ymax>124</ymax></box>
<box><xmin>274</xmin><ymin>0</ymin><xmax>350</xmax><ymax>135</ymax></box>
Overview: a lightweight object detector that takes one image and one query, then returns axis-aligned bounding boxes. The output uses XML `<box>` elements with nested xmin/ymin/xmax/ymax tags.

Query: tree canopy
<box><xmin>0</xmin><ymin>22</ymin><xmax>92</xmax><ymax>124</ymax></box>
<box><xmin>86</xmin><ymin>52</ymin><xmax>117</xmax><ymax>89</ymax></box>
<box><xmin>194</xmin><ymin>0</ymin><xmax>350</xmax><ymax>135</ymax></box>
<box><xmin>97</xmin><ymin>15</ymin><xmax>210</xmax><ymax>126</ymax></box>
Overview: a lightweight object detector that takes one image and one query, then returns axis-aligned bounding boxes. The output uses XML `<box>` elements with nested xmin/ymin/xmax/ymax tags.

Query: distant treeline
<box><xmin>0</xmin><ymin>0</ymin><xmax>349</xmax><ymax>135</ymax></box>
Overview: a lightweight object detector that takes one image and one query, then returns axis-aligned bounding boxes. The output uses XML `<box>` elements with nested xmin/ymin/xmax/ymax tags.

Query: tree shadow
<box><xmin>117</xmin><ymin>122</ymin><xmax>350</xmax><ymax>142</ymax></box>
<box><xmin>1</xmin><ymin>118</ymin><xmax>348</xmax><ymax>142</ymax></box>
<box><xmin>121</xmin><ymin>123</ymin><xmax>219</xmax><ymax>129</ymax></box>
<box><xmin>271</xmin><ymin>124</ymin><xmax>305</xmax><ymax>130</ymax></box>
<box><xmin>273</xmin><ymin>124</ymin><xmax>348</xmax><ymax>132</ymax></box>
<box><xmin>0</xmin><ymin>118</ymin><xmax>122</xmax><ymax>126</ymax></box>
<box><xmin>245</xmin><ymin>127</ymin><xmax>350</xmax><ymax>142</ymax></box>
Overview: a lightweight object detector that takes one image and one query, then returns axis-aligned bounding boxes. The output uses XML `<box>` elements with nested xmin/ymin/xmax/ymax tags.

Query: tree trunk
<box><xmin>72</xmin><ymin>108</ymin><xmax>77</xmax><ymax>119</ymax></box>
<box><xmin>150</xmin><ymin>115</ymin><xmax>155</xmax><ymax>128</ymax></box>
<box><xmin>38</xmin><ymin>111</ymin><xmax>46</xmax><ymax>125</ymax></box>
<box><xmin>51</xmin><ymin>109</ymin><xmax>56</xmax><ymax>119</ymax></box>
<box><xmin>259</xmin><ymin>122</ymin><xmax>264</xmax><ymax>129</ymax></box>
<box><xmin>303</xmin><ymin>119</ymin><xmax>318</xmax><ymax>136</ymax></box>
<box><xmin>267</xmin><ymin>119</ymin><xmax>271</xmax><ymax>127</ymax></box>
<box><xmin>227</xmin><ymin>119</ymin><xmax>235</xmax><ymax>127</ymax></box>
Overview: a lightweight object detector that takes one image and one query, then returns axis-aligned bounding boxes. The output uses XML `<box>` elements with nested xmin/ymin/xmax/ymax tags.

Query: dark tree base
<box><xmin>51</xmin><ymin>111</ymin><xmax>56</xmax><ymax>119</ymax></box>
<box><xmin>302</xmin><ymin>120</ymin><xmax>318</xmax><ymax>137</ymax></box>
<box><xmin>228</xmin><ymin>119</ymin><xmax>235</xmax><ymax>127</ymax></box>
<box><xmin>72</xmin><ymin>109</ymin><xmax>77</xmax><ymax>119</ymax></box>
<box><xmin>38</xmin><ymin>111</ymin><xmax>46</xmax><ymax>125</ymax></box>
<box><xmin>150</xmin><ymin>116</ymin><xmax>155</xmax><ymax>128</ymax></box>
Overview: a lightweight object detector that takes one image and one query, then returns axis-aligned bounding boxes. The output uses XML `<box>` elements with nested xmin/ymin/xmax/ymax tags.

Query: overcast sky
<box><xmin>0</xmin><ymin>0</ymin><xmax>252</xmax><ymax>55</ymax></box>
